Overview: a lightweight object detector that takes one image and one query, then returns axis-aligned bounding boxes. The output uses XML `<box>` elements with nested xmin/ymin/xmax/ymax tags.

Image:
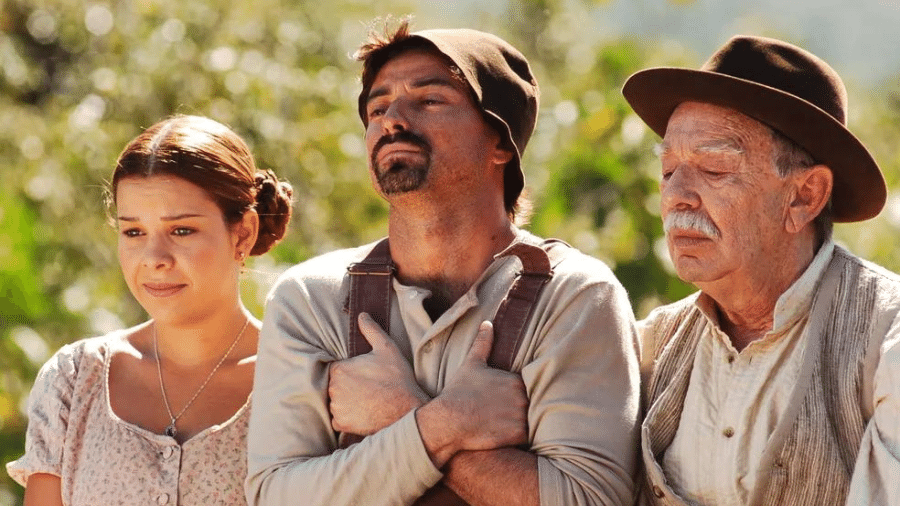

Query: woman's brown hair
<box><xmin>109</xmin><ymin>115</ymin><xmax>292</xmax><ymax>255</ymax></box>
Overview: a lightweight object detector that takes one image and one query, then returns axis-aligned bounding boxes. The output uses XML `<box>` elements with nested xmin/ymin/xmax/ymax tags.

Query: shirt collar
<box><xmin>771</xmin><ymin>239</ymin><xmax>834</xmax><ymax>331</ymax></box>
<box><xmin>695</xmin><ymin>239</ymin><xmax>835</xmax><ymax>334</ymax></box>
<box><xmin>391</xmin><ymin>227</ymin><xmax>532</xmax><ymax>324</ymax></box>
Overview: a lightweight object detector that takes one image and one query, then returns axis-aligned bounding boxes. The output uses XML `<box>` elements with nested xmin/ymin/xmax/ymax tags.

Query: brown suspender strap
<box><xmin>346</xmin><ymin>238</ymin><xmax>393</xmax><ymax>357</ymax></box>
<box><xmin>341</xmin><ymin>238</ymin><xmax>555</xmax><ymax>506</ymax></box>
<box><xmin>487</xmin><ymin>242</ymin><xmax>553</xmax><ymax>370</ymax></box>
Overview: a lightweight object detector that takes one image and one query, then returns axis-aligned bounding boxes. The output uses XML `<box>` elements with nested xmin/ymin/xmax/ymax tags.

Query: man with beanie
<box><xmin>246</xmin><ymin>21</ymin><xmax>640</xmax><ymax>506</ymax></box>
<box><xmin>623</xmin><ymin>36</ymin><xmax>900</xmax><ymax>505</ymax></box>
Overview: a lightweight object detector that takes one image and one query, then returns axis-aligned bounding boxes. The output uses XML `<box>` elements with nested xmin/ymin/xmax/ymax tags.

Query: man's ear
<box><xmin>234</xmin><ymin>208</ymin><xmax>260</xmax><ymax>257</ymax></box>
<box><xmin>491</xmin><ymin>139</ymin><xmax>515</xmax><ymax>166</ymax></box>
<box><xmin>785</xmin><ymin>165</ymin><xmax>833</xmax><ymax>234</ymax></box>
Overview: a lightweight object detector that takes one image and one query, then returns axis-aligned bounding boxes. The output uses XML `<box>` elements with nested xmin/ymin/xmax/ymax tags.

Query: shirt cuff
<box><xmin>396</xmin><ymin>409</ymin><xmax>444</xmax><ymax>491</ymax></box>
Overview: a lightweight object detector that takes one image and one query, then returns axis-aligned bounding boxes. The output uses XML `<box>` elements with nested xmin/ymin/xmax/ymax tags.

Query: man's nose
<box><xmin>660</xmin><ymin>165</ymin><xmax>701</xmax><ymax>212</ymax></box>
<box><xmin>381</xmin><ymin>99</ymin><xmax>410</xmax><ymax>134</ymax></box>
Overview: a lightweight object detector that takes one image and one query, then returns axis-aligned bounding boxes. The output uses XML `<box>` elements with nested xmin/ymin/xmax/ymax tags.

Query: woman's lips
<box><xmin>142</xmin><ymin>283</ymin><xmax>187</xmax><ymax>297</ymax></box>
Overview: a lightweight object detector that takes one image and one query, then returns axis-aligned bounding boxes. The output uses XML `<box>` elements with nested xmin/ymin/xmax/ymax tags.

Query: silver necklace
<box><xmin>153</xmin><ymin>318</ymin><xmax>250</xmax><ymax>438</ymax></box>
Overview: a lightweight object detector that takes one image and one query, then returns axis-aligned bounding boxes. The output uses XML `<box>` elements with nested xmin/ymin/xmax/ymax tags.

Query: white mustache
<box><xmin>664</xmin><ymin>210</ymin><xmax>721</xmax><ymax>239</ymax></box>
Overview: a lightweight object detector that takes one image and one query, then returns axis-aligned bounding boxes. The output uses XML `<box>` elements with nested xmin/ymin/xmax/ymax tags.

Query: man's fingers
<box><xmin>358</xmin><ymin>312</ymin><xmax>396</xmax><ymax>353</ymax></box>
<box><xmin>465</xmin><ymin>320</ymin><xmax>495</xmax><ymax>364</ymax></box>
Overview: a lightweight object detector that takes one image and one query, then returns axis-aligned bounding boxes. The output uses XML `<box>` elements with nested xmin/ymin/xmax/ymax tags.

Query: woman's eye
<box><xmin>172</xmin><ymin>227</ymin><xmax>195</xmax><ymax>237</ymax></box>
<box><xmin>121</xmin><ymin>228</ymin><xmax>143</xmax><ymax>237</ymax></box>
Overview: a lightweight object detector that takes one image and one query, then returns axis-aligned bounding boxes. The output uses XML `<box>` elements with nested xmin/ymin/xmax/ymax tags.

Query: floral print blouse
<box><xmin>6</xmin><ymin>332</ymin><xmax>251</xmax><ymax>505</ymax></box>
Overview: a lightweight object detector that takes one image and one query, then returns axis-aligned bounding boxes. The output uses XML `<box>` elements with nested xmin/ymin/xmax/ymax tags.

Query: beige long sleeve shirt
<box><xmin>246</xmin><ymin>233</ymin><xmax>640</xmax><ymax>506</ymax></box>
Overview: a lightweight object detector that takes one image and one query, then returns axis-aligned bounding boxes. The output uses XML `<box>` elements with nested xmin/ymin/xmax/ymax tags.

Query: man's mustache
<box><xmin>371</xmin><ymin>131</ymin><xmax>431</xmax><ymax>165</ymax></box>
<box><xmin>664</xmin><ymin>210</ymin><xmax>721</xmax><ymax>239</ymax></box>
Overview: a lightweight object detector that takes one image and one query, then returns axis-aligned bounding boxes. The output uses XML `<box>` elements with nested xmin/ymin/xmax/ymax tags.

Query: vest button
<box><xmin>723</xmin><ymin>427</ymin><xmax>735</xmax><ymax>438</ymax></box>
<box><xmin>653</xmin><ymin>485</ymin><xmax>665</xmax><ymax>498</ymax></box>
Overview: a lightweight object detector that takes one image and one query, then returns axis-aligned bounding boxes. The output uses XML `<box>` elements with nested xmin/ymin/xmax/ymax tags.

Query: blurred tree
<box><xmin>2</xmin><ymin>0</ymin><xmax>900</xmax><ymax>504</ymax></box>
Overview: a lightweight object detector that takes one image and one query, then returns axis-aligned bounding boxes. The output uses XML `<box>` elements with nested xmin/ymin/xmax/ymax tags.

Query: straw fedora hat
<box><xmin>622</xmin><ymin>35</ymin><xmax>885</xmax><ymax>222</ymax></box>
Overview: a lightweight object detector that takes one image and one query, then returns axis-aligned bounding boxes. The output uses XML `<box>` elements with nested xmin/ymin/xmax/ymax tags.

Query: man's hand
<box><xmin>328</xmin><ymin>313</ymin><xmax>430</xmax><ymax>435</ymax></box>
<box><xmin>416</xmin><ymin>321</ymin><xmax>529</xmax><ymax>468</ymax></box>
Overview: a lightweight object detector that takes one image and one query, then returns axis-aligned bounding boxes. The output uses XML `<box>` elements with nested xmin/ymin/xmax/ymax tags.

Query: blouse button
<box><xmin>652</xmin><ymin>485</ymin><xmax>665</xmax><ymax>498</ymax></box>
<box><xmin>162</xmin><ymin>446</ymin><xmax>175</xmax><ymax>459</ymax></box>
<box><xmin>422</xmin><ymin>341</ymin><xmax>433</xmax><ymax>353</ymax></box>
<box><xmin>156</xmin><ymin>493</ymin><xmax>170</xmax><ymax>504</ymax></box>
<box><xmin>723</xmin><ymin>427</ymin><xmax>735</xmax><ymax>438</ymax></box>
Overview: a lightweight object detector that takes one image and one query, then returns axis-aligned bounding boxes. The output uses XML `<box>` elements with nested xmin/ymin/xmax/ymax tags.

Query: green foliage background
<box><xmin>2</xmin><ymin>0</ymin><xmax>899</xmax><ymax>503</ymax></box>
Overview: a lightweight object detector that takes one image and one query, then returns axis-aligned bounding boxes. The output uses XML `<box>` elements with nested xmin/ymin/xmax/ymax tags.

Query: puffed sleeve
<box><xmin>5</xmin><ymin>343</ymin><xmax>81</xmax><ymax>487</ymax></box>
<box><xmin>847</xmin><ymin>316</ymin><xmax>900</xmax><ymax>504</ymax></box>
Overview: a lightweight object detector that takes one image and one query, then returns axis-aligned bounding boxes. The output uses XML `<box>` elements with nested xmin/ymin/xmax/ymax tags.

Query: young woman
<box><xmin>6</xmin><ymin>115</ymin><xmax>293</xmax><ymax>505</ymax></box>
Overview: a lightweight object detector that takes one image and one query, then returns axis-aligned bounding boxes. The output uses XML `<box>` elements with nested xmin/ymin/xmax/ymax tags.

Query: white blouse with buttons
<box><xmin>6</xmin><ymin>332</ymin><xmax>251</xmax><ymax>506</ymax></box>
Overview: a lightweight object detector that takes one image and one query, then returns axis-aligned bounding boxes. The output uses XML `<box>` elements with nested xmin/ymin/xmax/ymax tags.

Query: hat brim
<box><xmin>622</xmin><ymin>68</ymin><xmax>885</xmax><ymax>222</ymax></box>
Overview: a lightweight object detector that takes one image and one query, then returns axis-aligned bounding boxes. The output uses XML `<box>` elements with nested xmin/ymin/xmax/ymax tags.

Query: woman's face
<box><xmin>115</xmin><ymin>175</ymin><xmax>247</xmax><ymax>326</ymax></box>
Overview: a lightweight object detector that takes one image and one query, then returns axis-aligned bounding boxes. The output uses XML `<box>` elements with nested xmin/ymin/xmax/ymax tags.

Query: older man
<box><xmin>246</xmin><ymin>22</ymin><xmax>639</xmax><ymax>506</ymax></box>
<box><xmin>623</xmin><ymin>36</ymin><xmax>900</xmax><ymax>505</ymax></box>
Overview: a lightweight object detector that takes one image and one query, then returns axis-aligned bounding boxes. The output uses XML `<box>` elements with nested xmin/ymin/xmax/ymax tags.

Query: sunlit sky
<box><xmin>409</xmin><ymin>0</ymin><xmax>900</xmax><ymax>85</ymax></box>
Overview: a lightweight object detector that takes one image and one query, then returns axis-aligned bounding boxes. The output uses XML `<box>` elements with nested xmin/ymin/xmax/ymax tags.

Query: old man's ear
<box><xmin>785</xmin><ymin>165</ymin><xmax>833</xmax><ymax>234</ymax></box>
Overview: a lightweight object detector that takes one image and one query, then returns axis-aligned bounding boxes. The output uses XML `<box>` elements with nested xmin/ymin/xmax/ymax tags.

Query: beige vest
<box><xmin>639</xmin><ymin>246</ymin><xmax>900</xmax><ymax>506</ymax></box>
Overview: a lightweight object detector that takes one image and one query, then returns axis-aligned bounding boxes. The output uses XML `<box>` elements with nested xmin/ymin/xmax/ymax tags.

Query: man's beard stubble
<box><xmin>371</xmin><ymin>131</ymin><xmax>432</xmax><ymax>195</ymax></box>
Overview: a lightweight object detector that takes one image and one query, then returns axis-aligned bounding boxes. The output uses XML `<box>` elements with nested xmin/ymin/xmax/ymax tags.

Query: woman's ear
<box><xmin>233</xmin><ymin>209</ymin><xmax>260</xmax><ymax>258</ymax></box>
<box><xmin>785</xmin><ymin>165</ymin><xmax>833</xmax><ymax>234</ymax></box>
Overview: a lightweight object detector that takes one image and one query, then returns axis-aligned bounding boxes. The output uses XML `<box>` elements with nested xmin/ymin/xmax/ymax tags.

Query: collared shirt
<box><xmin>663</xmin><ymin>242</ymin><xmax>833</xmax><ymax>504</ymax></box>
<box><xmin>246</xmin><ymin>232</ymin><xmax>640</xmax><ymax>506</ymax></box>
<box><xmin>656</xmin><ymin>239</ymin><xmax>900</xmax><ymax>505</ymax></box>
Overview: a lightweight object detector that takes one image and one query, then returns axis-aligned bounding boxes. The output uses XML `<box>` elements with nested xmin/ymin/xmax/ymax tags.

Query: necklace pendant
<box><xmin>165</xmin><ymin>424</ymin><xmax>177</xmax><ymax>438</ymax></box>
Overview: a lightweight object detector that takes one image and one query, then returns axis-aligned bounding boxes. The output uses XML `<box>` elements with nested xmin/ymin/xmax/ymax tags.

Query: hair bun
<box><xmin>251</xmin><ymin>170</ymin><xmax>293</xmax><ymax>255</ymax></box>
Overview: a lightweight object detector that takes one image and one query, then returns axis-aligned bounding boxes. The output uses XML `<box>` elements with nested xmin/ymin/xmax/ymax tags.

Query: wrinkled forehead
<box><xmin>367</xmin><ymin>47</ymin><xmax>468</xmax><ymax>95</ymax></box>
<box><xmin>661</xmin><ymin>101</ymin><xmax>774</xmax><ymax>155</ymax></box>
<box><xmin>371</xmin><ymin>42</ymin><xmax>461</xmax><ymax>82</ymax></box>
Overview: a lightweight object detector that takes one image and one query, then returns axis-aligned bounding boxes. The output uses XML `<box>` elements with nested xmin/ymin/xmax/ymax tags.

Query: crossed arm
<box><xmin>246</xmin><ymin>272</ymin><xmax>639</xmax><ymax>506</ymax></box>
<box><xmin>328</xmin><ymin>314</ymin><xmax>538</xmax><ymax>506</ymax></box>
